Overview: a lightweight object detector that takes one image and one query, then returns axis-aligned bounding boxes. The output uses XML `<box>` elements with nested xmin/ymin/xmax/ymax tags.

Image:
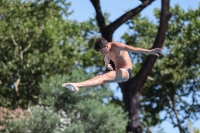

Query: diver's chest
<box><xmin>108</xmin><ymin>51</ymin><xmax>121</xmax><ymax>59</ymax></box>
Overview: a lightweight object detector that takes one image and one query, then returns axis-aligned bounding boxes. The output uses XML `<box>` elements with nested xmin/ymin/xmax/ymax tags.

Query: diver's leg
<box><xmin>62</xmin><ymin>68</ymin><xmax>129</xmax><ymax>91</ymax></box>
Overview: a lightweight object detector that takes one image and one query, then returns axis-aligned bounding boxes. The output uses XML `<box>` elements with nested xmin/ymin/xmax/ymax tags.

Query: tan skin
<box><xmin>62</xmin><ymin>42</ymin><xmax>161</xmax><ymax>91</ymax></box>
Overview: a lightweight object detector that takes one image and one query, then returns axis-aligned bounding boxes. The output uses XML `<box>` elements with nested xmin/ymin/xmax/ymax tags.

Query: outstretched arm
<box><xmin>113</xmin><ymin>42</ymin><xmax>161</xmax><ymax>57</ymax></box>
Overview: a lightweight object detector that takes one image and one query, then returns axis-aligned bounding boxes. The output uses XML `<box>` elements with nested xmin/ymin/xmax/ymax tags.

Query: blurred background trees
<box><xmin>0</xmin><ymin>0</ymin><xmax>199</xmax><ymax>133</ymax></box>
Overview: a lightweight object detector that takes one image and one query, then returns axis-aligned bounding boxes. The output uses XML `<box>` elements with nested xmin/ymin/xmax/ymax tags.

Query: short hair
<box><xmin>94</xmin><ymin>37</ymin><xmax>108</xmax><ymax>51</ymax></box>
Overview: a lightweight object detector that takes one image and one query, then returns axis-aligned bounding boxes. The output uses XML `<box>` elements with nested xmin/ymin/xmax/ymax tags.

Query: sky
<box><xmin>67</xmin><ymin>0</ymin><xmax>200</xmax><ymax>132</ymax></box>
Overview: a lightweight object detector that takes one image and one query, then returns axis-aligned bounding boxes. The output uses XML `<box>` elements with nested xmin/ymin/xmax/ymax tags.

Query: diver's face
<box><xmin>99</xmin><ymin>46</ymin><xmax>108</xmax><ymax>55</ymax></box>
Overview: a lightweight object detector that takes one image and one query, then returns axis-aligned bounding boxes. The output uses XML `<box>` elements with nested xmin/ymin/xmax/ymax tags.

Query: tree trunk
<box><xmin>120</xmin><ymin>0</ymin><xmax>171</xmax><ymax>132</ymax></box>
<box><xmin>119</xmin><ymin>78</ymin><xmax>143</xmax><ymax>133</ymax></box>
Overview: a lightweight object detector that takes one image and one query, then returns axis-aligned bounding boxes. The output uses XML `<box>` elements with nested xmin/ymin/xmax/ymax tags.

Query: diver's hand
<box><xmin>149</xmin><ymin>48</ymin><xmax>162</xmax><ymax>57</ymax></box>
<box><xmin>106</xmin><ymin>64</ymin><xmax>113</xmax><ymax>70</ymax></box>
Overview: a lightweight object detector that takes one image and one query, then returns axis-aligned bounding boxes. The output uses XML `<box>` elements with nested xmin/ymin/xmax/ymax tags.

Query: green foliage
<box><xmin>68</xmin><ymin>99</ymin><xmax>127</xmax><ymax>133</ymax></box>
<box><xmin>0</xmin><ymin>107</ymin><xmax>29</xmax><ymax>132</ymax></box>
<box><xmin>40</xmin><ymin>68</ymin><xmax>127</xmax><ymax>133</ymax></box>
<box><xmin>123</xmin><ymin>4</ymin><xmax>200</xmax><ymax>132</ymax></box>
<box><xmin>6</xmin><ymin>106</ymin><xmax>61</xmax><ymax>133</ymax></box>
<box><xmin>0</xmin><ymin>1</ymin><xmax>125</xmax><ymax>132</ymax></box>
<box><xmin>4</xmin><ymin>68</ymin><xmax>127</xmax><ymax>133</ymax></box>
<box><xmin>145</xmin><ymin>5</ymin><xmax>200</xmax><ymax>127</ymax></box>
<box><xmin>186</xmin><ymin>120</ymin><xmax>200</xmax><ymax>133</ymax></box>
<box><xmin>194</xmin><ymin>128</ymin><xmax>200</xmax><ymax>133</ymax></box>
<box><xmin>0</xmin><ymin>0</ymin><xmax>99</xmax><ymax>109</ymax></box>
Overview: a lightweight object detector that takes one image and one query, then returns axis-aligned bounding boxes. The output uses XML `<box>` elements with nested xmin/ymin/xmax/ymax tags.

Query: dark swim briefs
<box><xmin>120</xmin><ymin>67</ymin><xmax>132</xmax><ymax>79</ymax></box>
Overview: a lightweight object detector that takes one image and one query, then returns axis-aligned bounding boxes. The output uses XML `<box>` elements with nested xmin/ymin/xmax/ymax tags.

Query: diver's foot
<box><xmin>62</xmin><ymin>83</ymin><xmax>79</xmax><ymax>92</ymax></box>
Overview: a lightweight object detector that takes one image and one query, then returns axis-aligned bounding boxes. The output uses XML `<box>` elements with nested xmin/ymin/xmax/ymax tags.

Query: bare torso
<box><xmin>107</xmin><ymin>42</ymin><xmax>133</xmax><ymax>69</ymax></box>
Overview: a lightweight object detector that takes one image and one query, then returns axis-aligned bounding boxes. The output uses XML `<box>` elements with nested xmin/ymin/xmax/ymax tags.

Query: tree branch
<box><xmin>108</xmin><ymin>0</ymin><xmax>155</xmax><ymax>33</ymax></box>
<box><xmin>166</xmin><ymin>108</ymin><xmax>177</xmax><ymax>126</ymax></box>
<box><xmin>10</xmin><ymin>33</ymin><xmax>34</xmax><ymax>95</ymax></box>
<box><xmin>90</xmin><ymin>0</ymin><xmax>106</xmax><ymax>32</ymax></box>
<box><xmin>132</xmin><ymin>0</ymin><xmax>171</xmax><ymax>88</ymax></box>
<box><xmin>11</xmin><ymin>34</ymin><xmax>19</xmax><ymax>46</ymax></box>
<box><xmin>165</xmin><ymin>88</ymin><xmax>185</xmax><ymax>133</ymax></box>
<box><xmin>14</xmin><ymin>77</ymin><xmax>21</xmax><ymax>96</ymax></box>
<box><xmin>90</xmin><ymin>0</ymin><xmax>155</xmax><ymax>39</ymax></box>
